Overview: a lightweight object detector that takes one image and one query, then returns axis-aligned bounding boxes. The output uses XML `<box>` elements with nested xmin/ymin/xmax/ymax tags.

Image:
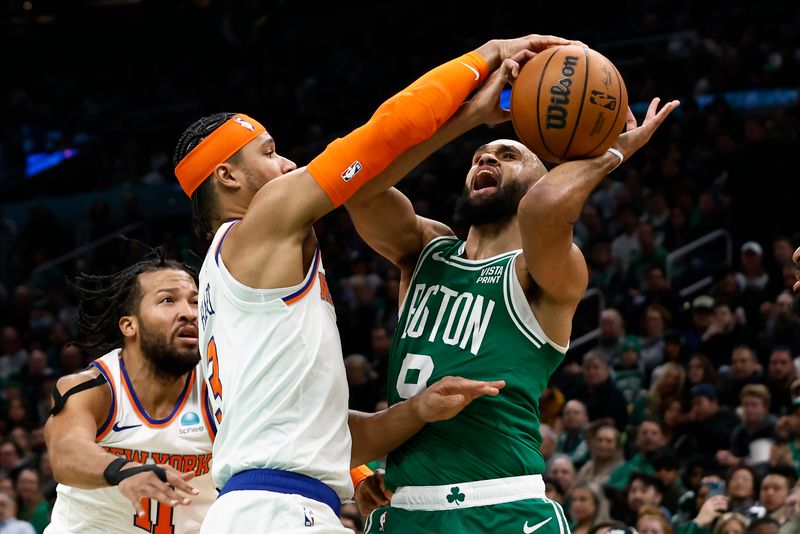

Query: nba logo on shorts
<box><xmin>379</xmin><ymin>511</ymin><xmax>387</xmax><ymax>532</ymax></box>
<box><xmin>303</xmin><ymin>506</ymin><xmax>315</xmax><ymax>526</ymax></box>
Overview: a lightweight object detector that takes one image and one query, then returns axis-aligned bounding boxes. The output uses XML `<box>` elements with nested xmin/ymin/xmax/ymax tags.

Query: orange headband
<box><xmin>175</xmin><ymin>114</ymin><xmax>266</xmax><ymax>197</ymax></box>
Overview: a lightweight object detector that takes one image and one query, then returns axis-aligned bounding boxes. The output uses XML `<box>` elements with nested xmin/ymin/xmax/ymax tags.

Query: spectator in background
<box><xmin>54</xmin><ymin>345</ymin><xmax>83</xmax><ymax>377</ymax></box>
<box><xmin>700</xmin><ymin>302</ymin><xmax>754</xmax><ymax>369</ymax></box>
<box><xmin>638</xmin><ymin>305</ymin><xmax>670</xmax><ymax>376</ymax></box>
<box><xmin>650</xmin><ymin>448</ymin><xmax>686</xmax><ymax>514</ymax></box>
<box><xmin>0</xmin><ymin>327</ymin><xmax>28</xmax><ymax>382</ymax></box>
<box><xmin>759</xmin><ymin>294</ymin><xmax>800</xmax><ymax>360</ymax></box>
<box><xmin>611</xmin><ymin>204</ymin><xmax>641</xmax><ymax>275</ymax></box>
<box><xmin>627</xmin><ymin>223</ymin><xmax>668</xmax><ymax>292</ymax></box>
<box><xmin>757</xmin><ymin>469</ymin><xmax>793</xmax><ymax>525</ymax></box>
<box><xmin>684</xmin><ymin>296</ymin><xmax>716</xmax><ymax>354</ymax></box>
<box><xmin>685</xmin><ymin>384</ymin><xmax>740</xmax><ymax>464</ymax></box>
<box><xmin>575</xmin><ymin>424</ymin><xmax>624</xmax><ymax>488</ymax></box>
<box><xmin>623</xmin><ymin>266</ymin><xmax>681</xmax><ymax>332</ymax></box>
<box><xmin>623</xmin><ymin>472</ymin><xmax>666</xmax><ymax>526</ymax></box>
<box><xmin>737</xmin><ymin>242</ymin><xmax>769</xmax><ymax>293</ymax></box>
<box><xmin>0</xmin><ymin>490</ymin><xmax>35</xmax><ymax>534</ymax></box>
<box><xmin>686</xmin><ymin>354</ymin><xmax>719</xmax><ymax>401</ymax></box>
<box><xmin>717</xmin><ymin>385</ymin><xmax>776</xmax><ymax>467</ymax></box>
<box><xmin>719</xmin><ymin>346</ymin><xmax>764</xmax><ymax>408</ymax></box>
<box><xmin>641</xmin><ymin>191</ymin><xmax>670</xmax><ymax>245</ymax></box>
<box><xmin>369</xmin><ymin>325</ymin><xmax>392</xmax><ymax>384</ymax></box>
<box><xmin>14</xmin><ymin>468</ymin><xmax>48</xmax><ymax>534</ymax></box>
<box><xmin>575</xmin><ymin>203</ymin><xmax>609</xmax><ymax>253</ymax></box>
<box><xmin>547</xmin><ymin>454</ymin><xmax>577</xmax><ymax>497</ymax></box>
<box><xmin>344</xmin><ymin>354</ymin><xmax>381</xmax><ymax>413</ymax></box>
<box><xmin>636</xmin><ymin>506</ymin><xmax>673</xmax><ymax>534</ymax></box>
<box><xmin>589</xmin><ymin>242</ymin><xmax>626</xmax><ymax>304</ymax></box>
<box><xmin>726</xmin><ymin>465</ymin><xmax>758</xmax><ymax>515</ymax></box>
<box><xmin>540</xmin><ymin>424</ymin><xmax>558</xmax><ymax>463</ymax></box>
<box><xmin>683</xmin><ymin>492</ymin><xmax>730</xmax><ymax>534</ymax></box>
<box><xmin>765</xmin><ymin>348</ymin><xmax>797</xmax><ymax>415</ymax></box>
<box><xmin>636</xmin><ymin>362</ymin><xmax>686</xmax><ymax>426</ymax></box>
<box><xmin>607</xmin><ymin>421</ymin><xmax>667</xmax><ymax>492</ymax></box>
<box><xmin>613</xmin><ymin>336</ymin><xmax>645</xmax><ymax>405</ymax></box>
<box><xmin>767</xmin><ymin>237</ymin><xmax>794</xmax><ymax>299</ymax></box>
<box><xmin>747</xmin><ymin>517</ymin><xmax>780</xmax><ymax>534</ymax></box>
<box><xmin>575</xmin><ymin>351</ymin><xmax>629</xmax><ymax>431</ymax></box>
<box><xmin>0</xmin><ymin>442</ymin><xmax>26</xmax><ymax>480</ymax></box>
<box><xmin>569</xmin><ymin>482</ymin><xmax>610</xmax><ymax>534</ymax></box>
<box><xmin>595</xmin><ymin>309</ymin><xmax>626</xmax><ymax>363</ymax></box>
<box><xmin>557</xmin><ymin>400</ymin><xmax>590</xmax><ymax>469</ymax></box>
<box><xmin>663</xmin><ymin>206</ymin><xmax>691</xmax><ymax>251</ymax></box>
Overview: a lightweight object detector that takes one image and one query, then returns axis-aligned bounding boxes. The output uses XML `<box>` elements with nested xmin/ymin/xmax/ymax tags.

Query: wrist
<box><xmin>474</xmin><ymin>40</ymin><xmax>501</xmax><ymax>70</ymax></box>
<box><xmin>407</xmin><ymin>394</ymin><xmax>427</xmax><ymax>425</ymax></box>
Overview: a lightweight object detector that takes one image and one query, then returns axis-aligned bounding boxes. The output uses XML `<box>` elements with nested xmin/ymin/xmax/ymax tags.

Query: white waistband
<box><xmin>391</xmin><ymin>474</ymin><xmax>546</xmax><ymax>511</ymax></box>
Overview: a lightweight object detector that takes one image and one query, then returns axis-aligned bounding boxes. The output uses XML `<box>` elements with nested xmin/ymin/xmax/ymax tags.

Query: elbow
<box><xmin>520</xmin><ymin>182</ymin><xmax>562</xmax><ymax>218</ymax></box>
<box><xmin>519</xmin><ymin>186</ymin><xmax>561</xmax><ymax>229</ymax></box>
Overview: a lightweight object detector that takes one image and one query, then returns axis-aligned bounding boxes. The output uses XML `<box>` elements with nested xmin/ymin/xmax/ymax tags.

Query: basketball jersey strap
<box><xmin>50</xmin><ymin>373</ymin><xmax>108</xmax><ymax>416</ymax></box>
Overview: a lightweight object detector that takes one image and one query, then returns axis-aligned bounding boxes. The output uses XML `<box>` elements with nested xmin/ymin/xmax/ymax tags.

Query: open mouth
<box><xmin>473</xmin><ymin>168</ymin><xmax>499</xmax><ymax>192</ymax></box>
<box><xmin>176</xmin><ymin>324</ymin><xmax>198</xmax><ymax>342</ymax></box>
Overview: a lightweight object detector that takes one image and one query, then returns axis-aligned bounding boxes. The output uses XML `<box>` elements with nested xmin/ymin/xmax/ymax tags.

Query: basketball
<box><xmin>511</xmin><ymin>45</ymin><xmax>628</xmax><ymax>163</ymax></box>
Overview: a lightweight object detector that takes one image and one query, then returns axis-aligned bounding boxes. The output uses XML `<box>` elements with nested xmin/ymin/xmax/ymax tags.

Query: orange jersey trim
<box><xmin>282</xmin><ymin>246</ymin><xmax>321</xmax><ymax>305</ymax></box>
<box><xmin>92</xmin><ymin>359</ymin><xmax>117</xmax><ymax>442</ymax></box>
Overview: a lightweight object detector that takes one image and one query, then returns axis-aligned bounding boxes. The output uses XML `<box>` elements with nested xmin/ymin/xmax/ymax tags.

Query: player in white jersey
<box><xmin>172</xmin><ymin>36</ymin><xmax>573</xmax><ymax>533</ymax></box>
<box><xmin>44</xmin><ymin>252</ymin><xmax>217</xmax><ymax>533</ymax></box>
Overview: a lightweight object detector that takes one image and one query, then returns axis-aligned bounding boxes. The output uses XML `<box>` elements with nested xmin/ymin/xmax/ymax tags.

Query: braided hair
<box><xmin>71</xmin><ymin>248</ymin><xmax>197</xmax><ymax>355</ymax></box>
<box><xmin>173</xmin><ymin>112</ymin><xmax>237</xmax><ymax>240</ymax></box>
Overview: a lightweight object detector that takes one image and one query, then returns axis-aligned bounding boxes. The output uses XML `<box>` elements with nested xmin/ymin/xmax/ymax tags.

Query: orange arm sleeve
<box><xmin>350</xmin><ymin>464</ymin><xmax>373</xmax><ymax>490</ymax></box>
<box><xmin>307</xmin><ymin>51</ymin><xmax>489</xmax><ymax>207</ymax></box>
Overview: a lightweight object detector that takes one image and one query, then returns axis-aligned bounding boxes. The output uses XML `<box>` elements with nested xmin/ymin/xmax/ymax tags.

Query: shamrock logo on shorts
<box><xmin>446</xmin><ymin>486</ymin><xmax>465</xmax><ymax>505</ymax></box>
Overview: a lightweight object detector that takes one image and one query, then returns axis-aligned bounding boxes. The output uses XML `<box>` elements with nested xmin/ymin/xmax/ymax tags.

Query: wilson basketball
<box><xmin>511</xmin><ymin>45</ymin><xmax>628</xmax><ymax>163</ymax></box>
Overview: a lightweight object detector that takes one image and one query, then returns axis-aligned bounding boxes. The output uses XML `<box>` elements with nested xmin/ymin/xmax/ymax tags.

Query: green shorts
<box><xmin>363</xmin><ymin>475</ymin><xmax>570</xmax><ymax>534</ymax></box>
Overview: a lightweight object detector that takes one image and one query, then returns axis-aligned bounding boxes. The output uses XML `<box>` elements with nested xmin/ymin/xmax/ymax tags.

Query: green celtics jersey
<box><xmin>384</xmin><ymin>236</ymin><xmax>566</xmax><ymax>491</ymax></box>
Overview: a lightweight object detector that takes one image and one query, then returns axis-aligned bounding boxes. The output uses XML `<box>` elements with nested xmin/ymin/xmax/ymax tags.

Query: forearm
<box><xmin>348</xmin><ymin>400</ymin><xmax>425</xmax><ymax>467</ymax></box>
<box><xmin>51</xmin><ymin>436</ymin><xmax>120</xmax><ymax>489</ymax></box>
<box><xmin>347</xmin><ymin>105</ymin><xmax>478</xmax><ymax>204</ymax></box>
<box><xmin>307</xmin><ymin>51</ymin><xmax>489</xmax><ymax>208</ymax></box>
<box><xmin>525</xmin><ymin>150</ymin><xmax>620</xmax><ymax>225</ymax></box>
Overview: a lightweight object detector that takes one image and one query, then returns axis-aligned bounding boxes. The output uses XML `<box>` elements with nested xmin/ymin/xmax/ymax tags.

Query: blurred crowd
<box><xmin>1</xmin><ymin>1</ymin><xmax>800</xmax><ymax>533</ymax></box>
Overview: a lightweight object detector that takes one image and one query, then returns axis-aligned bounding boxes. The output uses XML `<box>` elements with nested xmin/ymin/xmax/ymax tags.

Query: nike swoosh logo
<box><xmin>459</xmin><ymin>62</ymin><xmax>480</xmax><ymax>81</ymax></box>
<box><xmin>112</xmin><ymin>422</ymin><xmax>143</xmax><ymax>432</ymax></box>
<box><xmin>523</xmin><ymin>517</ymin><xmax>552</xmax><ymax>534</ymax></box>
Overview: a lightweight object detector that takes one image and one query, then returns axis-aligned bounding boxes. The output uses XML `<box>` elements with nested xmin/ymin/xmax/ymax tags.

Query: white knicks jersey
<box><xmin>197</xmin><ymin>220</ymin><xmax>352</xmax><ymax>499</ymax></box>
<box><xmin>46</xmin><ymin>350</ymin><xmax>217</xmax><ymax>534</ymax></box>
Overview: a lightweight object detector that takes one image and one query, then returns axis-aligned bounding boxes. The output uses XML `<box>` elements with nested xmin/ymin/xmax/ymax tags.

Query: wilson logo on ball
<box><xmin>511</xmin><ymin>45</ymin><xmax>628</xmax><ymax>163</ymax></box>
<box><xmin>546</xmin><ymin>55</ymin><xmax>579</xmax><ymax>130</ymax></box>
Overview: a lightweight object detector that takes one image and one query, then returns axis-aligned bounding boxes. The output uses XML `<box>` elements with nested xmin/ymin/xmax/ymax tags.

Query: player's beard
<box><xmin>138</xmin><ymin>319</ymin><xmax>200</xmax><ymax>379</ymax></box>
<box><xmin>454</xmin><ymin>180</ymin><xmax>529</xmax><ymax>228</ymax></box>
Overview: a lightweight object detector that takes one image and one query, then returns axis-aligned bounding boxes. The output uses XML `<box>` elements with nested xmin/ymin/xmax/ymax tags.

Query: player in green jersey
<box><xmin>344</xmin><ymin>52</ymin><xmax>679</xmax><ymax>532</ymax></box>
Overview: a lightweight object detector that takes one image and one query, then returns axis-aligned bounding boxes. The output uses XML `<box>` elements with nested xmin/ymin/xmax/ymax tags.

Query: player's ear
<box><xmin>212</xmin><ymin>162</ymin><xmax>241</xmax><ymax>192</ymax></box>
<box><xmin>119</xmin><ymin>315</ymin><xmax>137</xmax><ymax>339</ymax></box>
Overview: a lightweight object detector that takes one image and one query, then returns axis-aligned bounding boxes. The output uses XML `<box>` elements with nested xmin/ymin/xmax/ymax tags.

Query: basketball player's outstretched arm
<box><xmin>516</xmin><ymin>98</ymin><xmax>679</xmax><ymax>343</ymax></box>
<box><xmin>223</xmin><ymin>37</ymin><xmax>569</xmax><ymax>289</ymax></box>
<box><xmin>348</xmin><ymin>376</ymin><xmax>505</xmax><ymax>466</ymax></box>
<box><xmin>344</xmin><ymin>51</ymin><xmax>530</xmax><ymax>271</ymax></box>
<box><xmin>44</xmin><ymin>369</ymin><xmax>198</xmax><ymax>515</ymax></box>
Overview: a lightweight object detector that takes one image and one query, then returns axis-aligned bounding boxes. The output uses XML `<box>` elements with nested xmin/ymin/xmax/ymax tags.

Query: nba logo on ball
<box><xmin>178</xmin><ymin>412</ymin><xmax>205</xmax><ymax>436</ymax></box>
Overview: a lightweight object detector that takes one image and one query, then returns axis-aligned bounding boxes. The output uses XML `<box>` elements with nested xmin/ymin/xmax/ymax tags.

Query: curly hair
<box><xmin>71</xmin><ymin>248</ymin><xmax>197</xmax><ymax>355</ymax></box>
